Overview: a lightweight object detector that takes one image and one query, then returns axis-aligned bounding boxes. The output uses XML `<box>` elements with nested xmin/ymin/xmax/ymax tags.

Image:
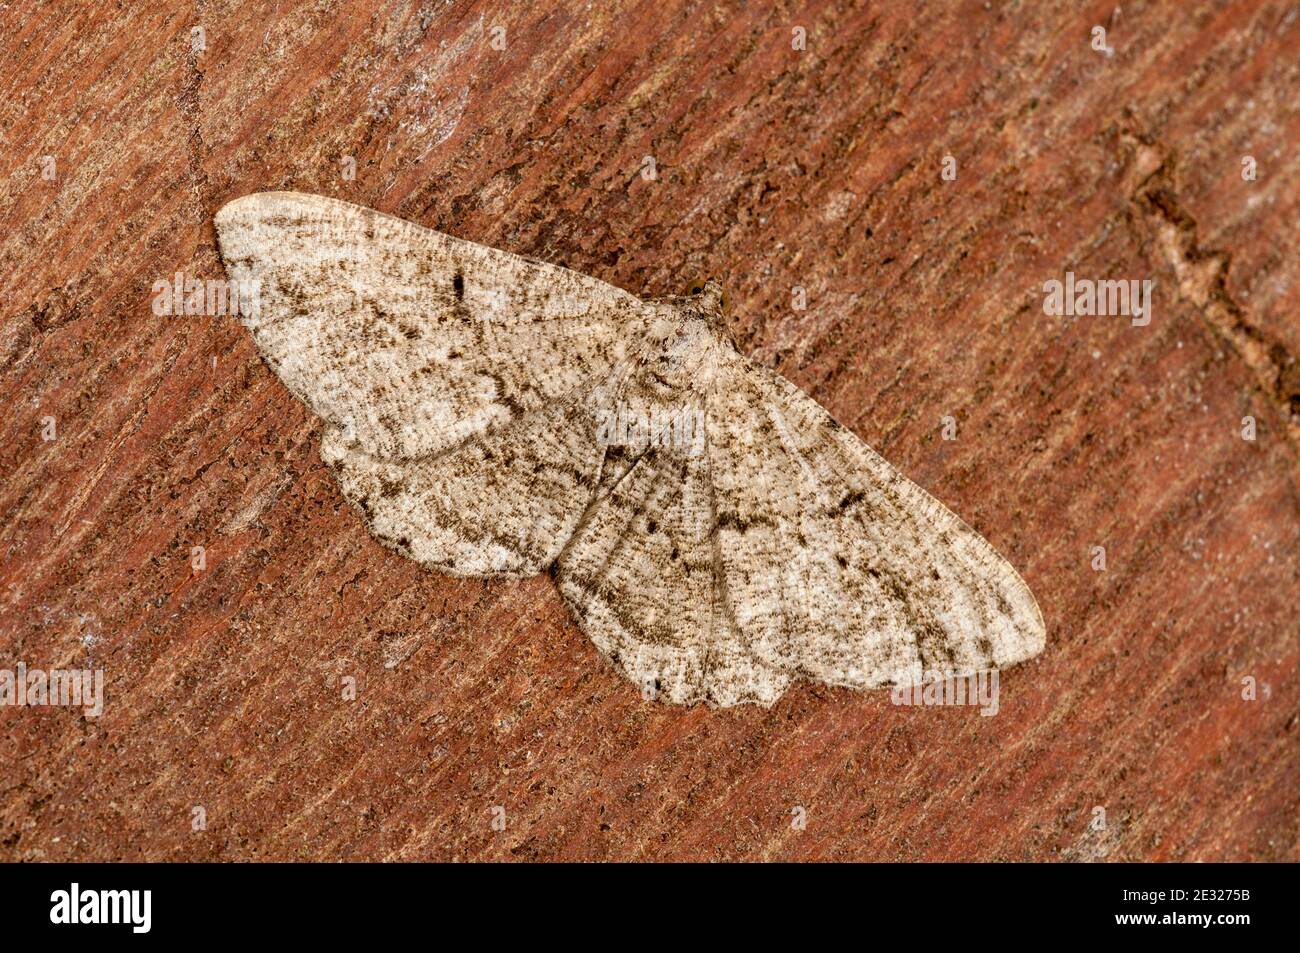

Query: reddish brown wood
<box><xmin>1</xmin><ymin>0</ymin><xmax>1296</xmax><ymax>861</ymax></box>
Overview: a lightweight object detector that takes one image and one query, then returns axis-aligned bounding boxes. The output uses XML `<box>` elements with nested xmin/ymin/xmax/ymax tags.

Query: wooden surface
<box><xmin>1</xmin><ymin>0</ymin><xmax>1297</xmax><ymax>861</ymax></box>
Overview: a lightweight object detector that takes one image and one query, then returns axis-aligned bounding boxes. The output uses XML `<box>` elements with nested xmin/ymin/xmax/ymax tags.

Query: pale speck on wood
<box><xmin>215</xmin><ymin>192</ymin><xmax>1045</xmax><ymax>707</ymax></box>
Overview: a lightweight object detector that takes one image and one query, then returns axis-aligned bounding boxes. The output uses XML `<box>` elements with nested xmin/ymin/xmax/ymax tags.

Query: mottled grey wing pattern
<box><xmin>710</xmin><ymin>357</ymin><xmax>1044</xmax><ymax>696</ymax></box>
<box><xmin>215</xmin><ymin>191</ymin><xmax>1046</xmax><ymax>707</ymax></box>
<box><xmin>317</xmin><ymin>370</ymin><xmax>635</xmax><ymax>576</ymax></box>
<box><xmin>216</xmin><ymin>192</ymin><xmax>652</xmax><ymax>461</ymax></box>
<box><xmin>553</xmin><ymin>348</ymin><xmax>1044</xmax><ymax>706</ymax></box>
<box><xmin>551</xmin><ymin>344</ymin><xmax>792</xmax><ymax>706</ymax></box>
<box><xmin>216</xmin><ymin>192</ymin><xmax>654</xmax><ymax>575</ymax></box>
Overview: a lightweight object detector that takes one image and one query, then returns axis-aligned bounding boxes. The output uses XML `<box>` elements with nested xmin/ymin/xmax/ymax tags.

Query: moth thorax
<box><xmin>649</xmin><ymin>316</ymin><xmax>716</xmax><ymax>391</ymax></box>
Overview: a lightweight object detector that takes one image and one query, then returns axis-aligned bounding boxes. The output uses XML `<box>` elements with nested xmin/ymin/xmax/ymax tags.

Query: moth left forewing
<box><xmin>215</xmin><ymin>191</ymin><xmax>651</xmax><ymax>462</ymax></box>
<box><xmin>727</xmin><ymin>360</ymin><xmax>1046</xmax><ymax>688</ymax></box>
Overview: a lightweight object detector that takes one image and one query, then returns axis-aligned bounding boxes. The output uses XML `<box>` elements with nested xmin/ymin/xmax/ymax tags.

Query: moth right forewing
<box><xmin>702</xmin><ymin>358</ymin><xmax>888</xmax><ymax>685</ymax></box>
<box><xmin>736</xmin><ymin>360</ymin><xmax>1047</xmax><ymax>685</ymax></box>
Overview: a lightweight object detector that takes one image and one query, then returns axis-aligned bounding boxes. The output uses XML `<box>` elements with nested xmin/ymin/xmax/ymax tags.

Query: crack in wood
<box><xmin>1120</xmin><ymin>122</ymin><xmax>1300</xmax><ymax>462</ymax></box>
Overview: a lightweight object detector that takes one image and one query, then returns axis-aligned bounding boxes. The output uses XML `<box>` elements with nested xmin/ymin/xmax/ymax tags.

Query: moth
<box><xmin>215</xmin><ymin>192</ymin><xmax>1045</xmax><ymax>707</ymax></box>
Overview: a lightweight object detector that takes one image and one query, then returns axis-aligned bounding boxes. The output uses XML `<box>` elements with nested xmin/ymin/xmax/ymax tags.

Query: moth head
<box><xmin>680</xmin><ymin>278</ymin><xmax>728</xmax><ymax>320</ymax></box>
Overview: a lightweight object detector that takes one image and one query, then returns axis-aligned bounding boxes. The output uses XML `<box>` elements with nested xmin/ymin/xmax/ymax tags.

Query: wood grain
<box><xmin>1</xmin><ymin>0</ymin><xmax>1296</xmax><ymax>861</ymax></box>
